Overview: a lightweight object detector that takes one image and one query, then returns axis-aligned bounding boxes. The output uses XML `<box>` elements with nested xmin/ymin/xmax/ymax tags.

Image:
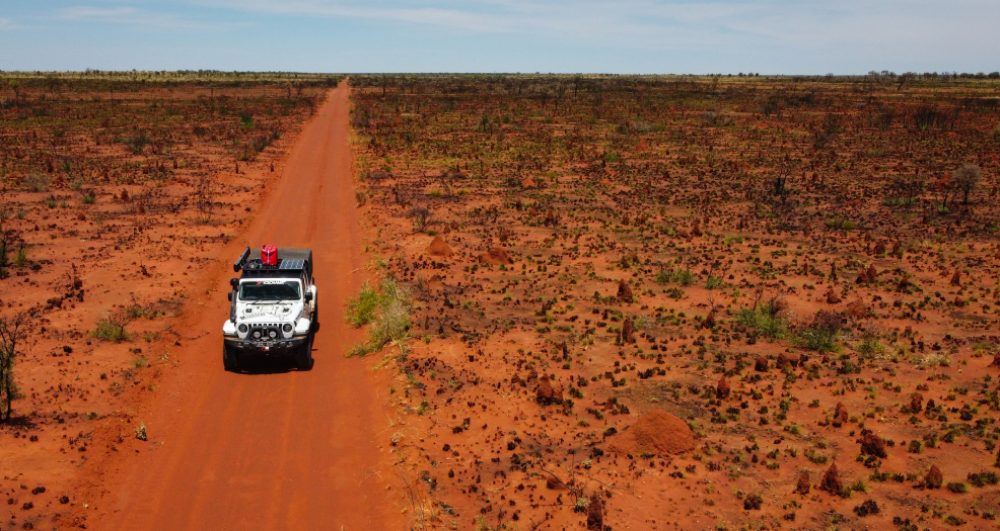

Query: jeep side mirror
<box><xmin>230</xmin><ymin>278</ymin><xmax>239</xmax><ymax>290</ymax></box>
<box><xmin>305</xmin><ymin>292</ymin><xmax>313</xmax><ymax>302</ymax></box>
<box><xmin>227</xmin><ymin>292</ymin><xmax>233</xmax><ymax>301</ymax></box>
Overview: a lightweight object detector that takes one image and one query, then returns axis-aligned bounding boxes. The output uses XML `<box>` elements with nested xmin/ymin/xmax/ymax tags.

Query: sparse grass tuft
<box><xmin>94</xmin><ymin>318</ymin><xmax>129</xmax><ymax>342</ymax></box>
<box><xmin>858</xmin><ymin>330</ymin><xmax>887</xmax><ymax>360</ymax></box>
<box><xmin>347</xmin><ymin>279</ymin><xmax>411</xmax><ymax>357</ymax></box>
<box><xmin>914</xmin><ymin>352</ymin><xmax>951</xmax><ymax>368</ymax></box>
<box><xmin>825</xmin><ymin>217</ymin><xmax>858</xmax><ymax>231</ymax></box>
<box><xmin>23</xmin><ymin>175</ymin><xmax>49</xmax><ymax>193</ymax></box>
<box><xmin>93</xmin><ymin>302</ymin><xmax>148</xmax><ymax>343</ymax></box>
<box><xmin>346</xmin><ymin>282</ymin><xmax>380</xmax><ymax>326</ymax></box>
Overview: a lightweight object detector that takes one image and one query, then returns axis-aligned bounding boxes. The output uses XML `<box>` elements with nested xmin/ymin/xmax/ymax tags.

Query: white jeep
<box><xmin>222</xmin><ymin>246</ymin><xmax>317</xmax><ymax>371</ymax></box>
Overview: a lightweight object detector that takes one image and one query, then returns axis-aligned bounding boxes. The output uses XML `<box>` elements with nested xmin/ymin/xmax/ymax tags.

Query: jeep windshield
<box><xmin>239</xmin><ymin>280</ymin><xmax>301</xmax><ymax>301</ymax></box>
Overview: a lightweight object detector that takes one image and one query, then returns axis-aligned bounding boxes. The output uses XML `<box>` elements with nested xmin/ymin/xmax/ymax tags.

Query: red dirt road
<box><xmin>90</xmin><ymin>82</ymin><xmax>401</xmax><ymax>530</ymax></box>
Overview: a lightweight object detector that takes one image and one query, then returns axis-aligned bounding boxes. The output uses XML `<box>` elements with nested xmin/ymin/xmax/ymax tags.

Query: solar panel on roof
<box><xmin>279</xmin><ymin>259</ymin><xmax>305</xmax><ymax>270</ymax></box>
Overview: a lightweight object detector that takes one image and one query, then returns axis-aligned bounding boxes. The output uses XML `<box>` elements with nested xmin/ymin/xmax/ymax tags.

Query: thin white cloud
<box><xmin>59</xmin><ymin>6</ymin><xmax>140</xmax><ymax>20</ymax></box>
<box><xmin>193</xmin><ymin>0</ymin><xmax>508</xmax><ymax>32</ymax></box>
<box><xmin>57</xmin><ymin>5</ymin><xmax>236</xmax><ymax>30</ymax></box>
<box><xmin>188</xmin><ymin>0</ymin><xmax>745</xmax><ymax>46</ymax></box>
<box><xmin>0</xmin><ymin>16</ymin><xmax>11</xmax><ymax>30</ymax></box>
<box><xmin>36</xmin><ymin>1</ymin><xmax>1000</xmax><ymax>53</ymax></box>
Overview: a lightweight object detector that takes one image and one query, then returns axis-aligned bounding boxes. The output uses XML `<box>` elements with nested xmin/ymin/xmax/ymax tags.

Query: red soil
<box><xmin>74</xmin><ymin>82</ymin><xmax>403</xmax><ymax>529</ymax></box>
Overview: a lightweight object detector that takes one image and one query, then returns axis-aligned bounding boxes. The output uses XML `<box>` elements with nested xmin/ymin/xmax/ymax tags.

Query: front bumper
<box><xmin>224</xmin><ymin>335</ymin><xmax>307</xmax><ymax>356</ymax></box>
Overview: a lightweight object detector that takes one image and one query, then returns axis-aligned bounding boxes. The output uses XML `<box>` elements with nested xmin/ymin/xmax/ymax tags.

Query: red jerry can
<box><xmin>261</xmin><ymin>244</ymin><xmax>278</xmax><ymax>266</ymax></box>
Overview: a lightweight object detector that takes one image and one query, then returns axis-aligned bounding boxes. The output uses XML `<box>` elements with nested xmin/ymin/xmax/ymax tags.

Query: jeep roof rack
<box><xmin>234</xmin><ymin>246</ymin><xmax>313</xmax><ymax>278</ymax></box>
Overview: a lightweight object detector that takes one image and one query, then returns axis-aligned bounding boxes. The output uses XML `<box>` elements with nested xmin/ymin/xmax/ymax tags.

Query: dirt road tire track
<box><xmin>90</xmin><ymin>81</ymin><xmax>401</xmax><ymax>530</ymax></box>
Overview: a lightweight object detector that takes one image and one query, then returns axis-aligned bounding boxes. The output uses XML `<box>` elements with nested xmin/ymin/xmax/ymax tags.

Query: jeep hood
<box><xmin>236</xmin><ymin>301</ymin><xmax>304</xmax><ymax>323</ymax></box>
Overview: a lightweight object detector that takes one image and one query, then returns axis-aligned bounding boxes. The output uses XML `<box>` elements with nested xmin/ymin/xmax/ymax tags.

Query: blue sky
<box><xmin>1</xmin><ymin>1</ymin><xmax>997</xmax><ymax>73</ymax></box>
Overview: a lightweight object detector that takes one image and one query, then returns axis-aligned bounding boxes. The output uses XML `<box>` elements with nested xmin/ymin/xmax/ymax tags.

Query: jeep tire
<box><xmin>295</xmin><ymin>334</ymin><xmax>314</xmax><ymax>371</ymax></box>
<box><xmin>223</xmin><ymin>343</ymin><xmax>239</xmax><ymax>372</ymax></box>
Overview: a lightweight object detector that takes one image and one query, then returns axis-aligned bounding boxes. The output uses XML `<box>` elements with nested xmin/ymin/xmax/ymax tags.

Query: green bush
<box><xmin>656</xmin><ymin>268</ymin><xmax>695</xmax><ymax>286</ymax></box>
<box><xmin>968</xmin><ymin>471</ymin><xmax>998</xmax><ymax>487</ymax></box>
<box><xmin>736</xmin><ymin>301</ymin><xmax>788</xmax><ymax>339</ymax></box>
<box><xmin>946</xmin><ymin>482</ymin><xmax>968</xmax><ymax>493</ymax></box>
<box><xmin>825</xmin><ymin>217</ymin><xmax>857</xmax><ymax>231</ymax></box>
<box><xmin>13</xmin><ymin>247</ymin><xmax>27</xmax><ymax>268</ymax></box>
<box><xmin>347</xmin><ymin>279</ymin><xmax>411</xmax><ymax>357</ymax></box>
<box><xmin>346</xmin><ymin>282</ymin><xmax>380</xmax><ymax>326</ymax></box>
<box><xmin>858</xmin><ymin>331</ymin><xmax>886</xmax><ymax>359</ymax></box>
<box><xmin>797</xmin><ymin>311</ymin><xmax>843</xmax><ymax>352</ymax></box>
<box><xmin>94</xmin><ymin>316</ymin><xmax>129</xmax><ymax>342</ymax></box>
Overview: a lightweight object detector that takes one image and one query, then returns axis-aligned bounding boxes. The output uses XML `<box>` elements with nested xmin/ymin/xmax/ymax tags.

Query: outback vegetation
<box><xmin>1</xmin><ymin>69</ymin><xmax>998</xmax><ymax>530</ymax></box>
<box><xmin>0</xmin><ymin>71</ymin><xmax>339</xmax><ymax>529</ymax></box>
<box><xmin>346</xmin><ymin>278</ymin><xmax>412</xmax><ymax>357</ymax></box>
<box><xmin>0</xmin><ymin>313</ymin><xmax>27</xmax><ymax>422</ymax></box>
<box><xmin>348</xmin><ymin>74</ymin><xmax>1000</xmax><ymax>529</ymax></box>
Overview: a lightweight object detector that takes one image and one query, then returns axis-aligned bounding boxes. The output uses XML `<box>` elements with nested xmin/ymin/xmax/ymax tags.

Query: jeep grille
<box><xmin>247</xmin><ymin>323</ymin><xmax>282</xmax><ymax>341</ymax></box>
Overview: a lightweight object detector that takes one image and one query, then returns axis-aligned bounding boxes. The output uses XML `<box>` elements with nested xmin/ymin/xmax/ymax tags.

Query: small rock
<box><xmin>795</xmin><ymin>471</ymin><xmax>811</xmax><ymax>495</ymax></box>
<box><xmin>617</xmin><ymin>280</ymin><xmax>634</xmax><ymax>303</ymax></box>
<box><xmin>621</xmin><ymin>317</ymin><xmax>635</xmax><ymax>344</ymax></box>
<box><xmin>586</xmin><ymin>490</ymin><xmax>605</xmax><ymax>530</ymax></box>
<box><xmin>702</xmin><ymin>309</ymin><xmax>716</xmax><ymax>329</ymax></box>
<box><xmin>825</xmin><ymin>287</ymin><xmax>841</xmax><ymax>304</ymax></box>
<box><xmin>427</xmin><ymin>235</ymin><xmax>454</xmax><ymax>257</ymax></box>
<box><xmin>535</xmin><ymin>377</ymin><xmax>563</xmax><ymax>405</ymax></box>
<box><xmin>820</xmin><ymin>463</ymin><xmax>843</xmax><ymax>495</ymax></box>
<box><xmin>832</xmin><ymin>402</ymin><xmax>848</xmax><ymax>427</ymax></box>
<box><xmin>858</xmin><ymin>429</ymin><xmax>887</xmax><ymax>458</ymax></box>
<box><xmin>924</xmin><ymin>465</ymin><xmax>943</xmax><ymax>489</ymax></box>
<box><xmin>715</xmin><ymin>377</ymin><xmax>731</xmax><ymax>400</ymax></box>
<box><xmin>854</xmin><ymin>499</ymin><xmax>880</xmax><ymax>517</ymax></box>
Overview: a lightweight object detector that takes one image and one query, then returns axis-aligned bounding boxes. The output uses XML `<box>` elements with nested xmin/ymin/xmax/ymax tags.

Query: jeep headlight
<box><xmin>282</xmin><ymin>323</ymin><xmax>293</xmax><ymax>338</ymax></box>
<box><xmin>238</xmin><ymin>323</ymin><xmax>248</xmax><ymax>333</ymax></box>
